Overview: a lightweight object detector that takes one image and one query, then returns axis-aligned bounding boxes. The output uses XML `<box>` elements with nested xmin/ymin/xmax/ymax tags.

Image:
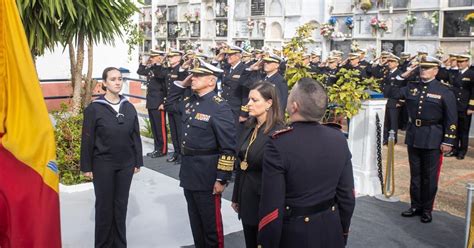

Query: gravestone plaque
<box><xmin>216</xmin><ymin>20</ymin><xmax>228</xmax><ymax>37</ymax></box>
<box><xmin>407</xmin><ymin>40</ymin><xmax>437</xmax><ymax>56</ymax></box>
<box><xmin>167</xmin><ymin>22</ymin><xmax>178</xmax><ymax>38</ymax></box>
<box><xmin>449</xmin><ymin>0</ymin><xmax>473</xmax><ymax>7</ymax></box>
<box><xmin>190</xmin><ymin>22</ymin><xmax>200</xmax><ymax>37</ymax></box>
<box><xmin>330</xmin><ymin>40</ymin><xmax>352</xmax><ymax>58</ymax></box>
<box><xmin>440</xmin><ymin>41</ymin><xmax>470</xmax><ymax>55</ymax></box>
<box><xmin>381</xmin><ymin>40</ymin><xmax>405</xmax><ymax>56</ymax></box>
<box><xmin>354</xmin><ymin>15</ymin><xmax>376</xmax><ymax>38</ymax></box>
<box><xmin>234</xmin><ymin>0</ymin><xmax>249</xmax><ymax>20</ymax></box>
<box><xmin>168</xmin><ymin>6</ymin><xmax>177</xmax><ymax>22</ymax></box>
<box><xmin>250</xmin><ymin>40</ymin><xmax>264</xmax><ymax>49</ymax></box>
<box><xmin>336</xmin><ymin>16</ymin><xmax>352</xmax><ymax>38</ymax></box>
<box><xmin>444</xmin><ymin>10</ymin><xmax>474</xmax><ymax>37</ymax></box>
<box><xmin>284</xmin><ymin>16</ymin><xmax>299</xmax><ymax>39</ymax></box>
<box><xmin>411</xmin><ymin>0</ymin><xmax>438</xmax><ymax>8</ymax></box>
<box><xmin>251</xmin><ymin>0</ymin><xmax>265</xmax><ymax>16</ymax></box>
<box><xmin>284</xmin><ymin>0</ymin><xmax>301</xmax><ymax>16</ymax></box>
<box><xmin>410</xmin><ymin>12</ymin><xmax>438</xmax><ymax>37</ymax></box>
<box><xmin>269</xmin><ymin>22</ymin><xmax>283</xmax><ymax>39</ymax></box>
<box><xmin>234</xmin><ymin>21</ymin><xmax>249</xmax><ymax>37</ymax></box>
<box><xmin>216</xmin><ymin>0</ymin><xmax>228</xmax><ymax>18</ymax></box>
<box><xmin>331</xmin><ymin>0</ymin><xmax>352</xmax><ymax>14</ymax></box>
<box><xmin>379</xmin><ymin>13</ymin><xmax>406</xmax><ymax>39</ymax></box>
<box><xmin>392</xmin><ymin>0</ymin><xmax>409</xmax><ymax>8</ymax></box>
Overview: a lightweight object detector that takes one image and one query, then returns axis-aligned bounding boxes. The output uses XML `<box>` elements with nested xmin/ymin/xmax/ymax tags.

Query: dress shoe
<box><xmin>420</xmin><ymin>212</ymin><xmax>432</xmax><ymax>223</ymax></box>
<box><xmin>174</xmin><ymin>155</ymin><xmax>182</xmax><ymax>164</ymax></box>
<box><xmin>456</xmin><ymin>154</ymin><xmax>465</xmax><ymax>160</ymax></box>
<box><xmin>167</xmin><ymin>154</ymin><xmax>178</xmax><ymax>163</ymax></box>
<box><xmin>146</xmin><ymin>150</ymin><xmax>158</xmax><ymax>157</ymax></box>
<box><xmin>401</xmin><ymin>208</ymin><xmax>422</xmax><ymax>217</ymax></box>
<box><xmin>150</xmin><ymin>151</ymin><xmax>166</xmax><ymax>158</ymax></box>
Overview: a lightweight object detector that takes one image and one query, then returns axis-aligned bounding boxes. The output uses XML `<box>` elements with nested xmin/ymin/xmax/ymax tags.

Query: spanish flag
<box><xmin>0</xmin><ymin>0</ymin><xmax>61</xmax><ymax>247</ymax></box>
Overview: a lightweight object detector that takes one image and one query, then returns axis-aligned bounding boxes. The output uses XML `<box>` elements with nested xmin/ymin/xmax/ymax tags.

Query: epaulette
<box><xmin>440</xmin><ymin>80</ymin><xmax>452</xmax><ymax>88</ymax></box>
<box><xmin>213</xmin><ymin>95</ymin><xmax>224</xmax><ymax>104</ymax></box>
<box><xmin>271</xmin><ymin>126</ymin><xmax>293</xmax><ymax>139</ymax></box>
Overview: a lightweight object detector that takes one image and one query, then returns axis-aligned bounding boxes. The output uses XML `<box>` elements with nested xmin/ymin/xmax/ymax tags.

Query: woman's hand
<box><xmin>134</xmin><ymin>167</ymin><xmax>140</xmax><ymax>174</ymax></box>
<box><xmin>231</xmin><ymin>202</ymin><xmax>239</xmax><ymax>213</ymax></box>
<box><xmin>83</xmin><ymin>172</ymin><xmax>93</xmax><ymax>180</ymax></box>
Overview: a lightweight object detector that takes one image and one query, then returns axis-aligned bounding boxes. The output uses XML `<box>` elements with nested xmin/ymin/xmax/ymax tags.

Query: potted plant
<box><xmin>320</xmin><ymin>23</ymin><xmax>335</xmax><ymax>39</ymax></box>
<box><xmin>404</xmin><ymin>13</ymin><xmax>417</xmax><ymax>29</ymax></box>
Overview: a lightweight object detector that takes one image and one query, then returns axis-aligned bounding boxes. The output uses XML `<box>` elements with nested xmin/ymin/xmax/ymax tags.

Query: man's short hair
<box><xmin>291</xmin><ymin>78</ymin><xmax>328</xmax><ymax>122</ymax></box>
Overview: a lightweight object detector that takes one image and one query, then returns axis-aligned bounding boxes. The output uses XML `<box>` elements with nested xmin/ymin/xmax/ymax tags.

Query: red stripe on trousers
<box><xmin>0</xmin><ymin>146</ymin><xmax>61</xmax><ymax>248</ymax></box>
<box><xmin>258</xmin><ymin>209</ymin><xmax>279</xmax><ymax>231</ymax></box>
<box><xmin>432</xmin><ymin>154</ymin><xmax>443</xmax><ymax>209</ymax></box>
<box><xmin>160</xmin><ymin>110</ymin><xmax>167</xmax><ymax>154</ymax></box>
<box><xmin>214</xmin><ymin>195</ymin><xmax>224</xmax><ymax>248</ymax></box>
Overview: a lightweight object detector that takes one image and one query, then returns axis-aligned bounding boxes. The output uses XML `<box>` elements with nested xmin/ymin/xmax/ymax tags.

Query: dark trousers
<box><xmin>456</xmin><ymin>111</ymin><xmax>472</xmax><ymax>156</ymax></box>
<box><xmin>383</xmin><ymin>107</ymin><xmax>400</xmax><ymax>143</ymax></box>
<box><xmin>92</xmin><ymin>165</ymin><xmax>134</xmax><ymax>248</ymax></box>
<box><xmin>148</xmin><ymin>108</ymin><xmax>167</xmax><ymax>154</ymax></box>
<box><xmin>168</xmin><ymin>112</ymin><xmax>182</xmax><ymax>155</ymax></box>
<box><xmin>183</xmin><ymin>190</ymin><xmax>224</xmax><ymax>248</ymax></box>
<box><xmin>242</xmin><ymin>224</ymin><xmax>257</xmax><ymax>248</ymax></box>
<box><xmin>407</xmin><ymin>146</ymin><xmax>442</xmax><ymax>212</ymax></box>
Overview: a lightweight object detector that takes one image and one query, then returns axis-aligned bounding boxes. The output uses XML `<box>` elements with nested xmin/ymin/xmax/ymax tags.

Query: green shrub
<box><xmin>140</xmin><ymin>118</ymin><xmax>154</xmax><ymax>138</ymax></box>
<box><xmin>52</xmin><ymin>104</ymin><xmax>90</xmax><ymax>185</ymax></box>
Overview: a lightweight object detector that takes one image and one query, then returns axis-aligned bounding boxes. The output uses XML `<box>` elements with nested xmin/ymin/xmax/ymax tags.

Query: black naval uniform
<box><xmin>137</xmin><ymin>64</ymin><xmax>167</xmax><ymax>156</ymax></box>
<box><xmin>382</xmin><ymin>68</ymin><xmax>406</xmax><ymax>143</ymax></box>
<box><xmin>325</xmin><ymin>67</ymin><xmax>339</xmax><ymax>87</ymax></box>
<box><xmin>232</xmin><ymin>123</ymin><xmax>282</xmax><ymax>248</ymax></box>
<box><xmin>80</xmin><ymin>95</ymin><xmax>143</xmax><ymax>248</ymax></box>
<box><xmin>159</xmin><ymin>64</ymin><xmax>188</xmax><ymax>161</ymax></box>
<box><xmin>165</xmin><ymin>83</ymin><xmax>237</xmax><ymax>248</ymax></box>
<box><xmin>221</xmin><ymin>61</ymin><xmax>251</xmax><ymax>123</ymax></box>
<box><xmin>387</xmin><ymin>78</ymin><xmax>457</xmax><ymax>216</ymax></box>
<box><xmin>449</xmin><ymin>67</ymin><xmax>474</xmax><ymax>158</ymax></box>
<box><xmin>258</xmin><ymin>122</ymin><xmax>355</xmax><ymax>248</ymax></box>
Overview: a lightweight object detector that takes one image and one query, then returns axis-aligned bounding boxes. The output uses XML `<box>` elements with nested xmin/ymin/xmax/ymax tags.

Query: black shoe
<box><xmin>401</xmin><ymin>208</ymin><xmax>422</xmax><ymax>217</ymax></box>
<box><xmin>420</xmin><ymin>212</ymin><xmax>432</xmax><ymax>223</ymax></box>
<box><xmin>456</xmin><ymin>155</ymin><xmax>465</xmax><ymax>160</ymax></box>
<box><xmin>151</xmin><ymin>151</ymin><xmax>166</xmax><ymax>158</ymax></box>
<box><xmin>146</xmin><ymin>150</ymin><xmax>158</xmax><ymax>157</ymax></box>
<box><xmin>444</xmin><ymin>151</ymin><xmax>457</xmax><ymax>157</ymax></box>
<box><xmin>174</xmin><ymin>155</ymin><xmax>182</xmax><ymax>164</ymax></box>
<box><xmin>167</xmin><ymin>154</ymin><xmax>178</xmax><ymax>163</ymax></box>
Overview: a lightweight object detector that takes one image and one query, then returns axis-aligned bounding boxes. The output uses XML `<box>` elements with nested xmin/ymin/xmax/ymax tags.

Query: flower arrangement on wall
<box><xmin>360</xmin><ymin>0</ymin><xmax>372</xmax><ymax>13</ymax></box>
<box><xmin>259</xmin><ymin>20</ymin><xmax>266</xmax><ymax>31</ymax></box>
<box><xmin>155</xmin><ymin>8</ymin><xmax>166</xmax><ymax>20</ymax></box>
<box><xmin>328</xmin><ymin>16</ymin><xmax>337</xmax><ymax>26</ymax></box>
<box><xmin>351</xmin><ymin>40</ymin><xmax>360</xmax><ymax>52</ymax></box>
<box><xmin>184</xmin><ymin>12</ymin><xmax>193</xmax><ymax>23</ymax></box>
<box><xmin>320</xmin><ymin>23</ymin><xmax>335</xmax><ymax>38</ymax></box>
<box><xmin>370</xmin><ymin>17</ymin><xmax>387</xmax><ymax>34</ymax></box>
<box><xmin>465</xmin><ymin>12</ymin><xmax>474</xmax><ymax>26</ymax></box>
<box><xmin>331</xmin><ymin>31</ymin><xmax>345</xmax><ymax>41</ymax></box>
<box><xmin>345</xmin><ymin>17</ymin><xmax>354</xmax><ymax>29</ymax></box>
<box><xmin>194</xmin><ymin>10</ymin><xmax>200</xmax><ymax>22</ymax></box>
<box><xmin>435</xmin><ymin>47</ymin><xmax>444</xmax><ymax>59</ymax></box>
<box><xmin>404</xmin><ymin>13</ymin><xmax>417</xmax><ymax>28</ymax></box>
<box><xmin>247</xmin><ymin>18</ymin><xmax>255</xmax><ymax>32</ymax></box>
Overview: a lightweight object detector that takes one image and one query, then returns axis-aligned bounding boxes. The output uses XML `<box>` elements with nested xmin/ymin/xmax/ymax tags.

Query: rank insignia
<box><xmin>195</xmin><ymin>113</ymin><xmax>211</xmax><ymax>122</ymax></box>
<box><xmin>213</xmin><ymin>96</ymin><xmax>224</xmax><ymax>104</ymax></box>
<box><xmin>410</xmin><ymin>88</ymin><xmax>419</xmax><ymax>96</ymax></box>
<box><xmin>450</xmin><ymin>124</ymin><xmax>456</xmax><ymax>131</ymax></box>
<box><xmin>427</xmin><ymin>93</ymin><xmax>441</xmax><ymax>99</ymax></box>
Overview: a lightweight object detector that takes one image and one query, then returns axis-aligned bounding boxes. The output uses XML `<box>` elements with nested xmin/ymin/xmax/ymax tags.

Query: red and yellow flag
<box><xmin>0</xmin><ymin>0</ymin><xmax>61</xmax><ymax>247</ymax></box>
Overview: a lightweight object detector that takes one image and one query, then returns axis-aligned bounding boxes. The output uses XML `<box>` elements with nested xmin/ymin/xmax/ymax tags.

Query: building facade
<box><xmin>138</xmin><ymin>0</ymin><xmax>474</xmax><ymax>59</ymax></box>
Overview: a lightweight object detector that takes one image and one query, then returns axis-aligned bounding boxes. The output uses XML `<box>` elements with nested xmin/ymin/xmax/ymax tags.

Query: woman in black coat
<box><xmin>231</xmin><ymin>81</ymin><xmax>285</xmax><ymax>248</ymax></box>
<box><xmin>80</xmin><ymin>67</ymin><xmax>143</xmax><ymax>248</ymax></box>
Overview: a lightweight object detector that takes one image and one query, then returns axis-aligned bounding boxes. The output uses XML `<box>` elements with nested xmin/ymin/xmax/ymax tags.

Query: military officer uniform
<box><xmin>261</xmin><ymin>54</ymin><xmax>289</xmax><ymax>112</ymax></box>
<box><xmin>387</xmin><ymin>57</ymin><xmax>458</xmax><ymax>223</ymax></box>
<box><xmin>382</xmin><ymin>55</ymin><xmax>406</xmax><ymax>144</ymax></box>
<box><xmin>220</xmin><ymin>46</ymin><xmax>252</xmax><ymax>124</ymax></box>
<box><xmin>446</xmin><ymin>54</ymin><xmax>474</xmax><ymax>159</ymax></box>
<box><xmin>324</xmin><ymin>56</ymin><xmax>339</xmax><ymax>87</ymax></box>
<box><xmin>137</xmin><ymin>50</ymin><xmax>168</xmax><ymax>158</ymax></box>
<box><xmin>258</xmin><ymin>122</ymin><xmax>355</xmax><ymax>248</ymax></box>
<box><xmin>159</xmin><ymin>50</ymin><xmax>188</xmax><ymax>163</ymax></box>
<box><xmin>165</xmin><ymin>60</ymin><xmax>237</xmax><ymax>248</ymax></box>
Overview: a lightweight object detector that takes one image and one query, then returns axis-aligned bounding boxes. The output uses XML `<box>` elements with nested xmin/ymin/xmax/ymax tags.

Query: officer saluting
<box><xmin>258</xmin><ymin>78</ymin><xmax>355</xmax><ymax>248</ymax></box>
<box><xmin>387</xmin><ymin>56</ymin><xmax>458</xmax><ymax>223</ymax></box>
<box><xmin>165</xmin><ymin>59</ymin><xmax>237</xmax><ymax>248</ymax></box>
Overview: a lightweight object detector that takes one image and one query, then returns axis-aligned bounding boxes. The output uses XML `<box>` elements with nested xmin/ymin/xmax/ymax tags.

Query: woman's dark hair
<box><xmin>101</xmin><ymin>67</ymin><xmax>120</xmax><ymax>91</ymax></box>
<box><xmin>247</xmin><ymin>81</ymin><xmax>285</xmax><ymax>134</ymax></box>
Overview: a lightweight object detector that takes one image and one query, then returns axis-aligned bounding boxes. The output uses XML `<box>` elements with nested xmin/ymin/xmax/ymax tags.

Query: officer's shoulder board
<box><xmin>213</xmin><ymin>95</ymin><xmax>224</xmax><ymax>104</ymax></box>
<box><xmin>439</xmin><ymin>80</ymin><xmax>452</xmax><ymax>88</ymax></box>
<box><xmin>271</xmin><ymin>126</ymin><xmax>293</xmax><ymax>139</ymax></box>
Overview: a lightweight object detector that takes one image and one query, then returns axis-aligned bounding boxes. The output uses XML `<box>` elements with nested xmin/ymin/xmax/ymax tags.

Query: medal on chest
<box><xmin>240</xmin><ymin>161</ymin><xmax>248</xmax><ymax>170</ymax></box>
<box><xmin>410</xmin><ymin>88</ymin><xmax>419</xmax><ymax>96</ymax></box>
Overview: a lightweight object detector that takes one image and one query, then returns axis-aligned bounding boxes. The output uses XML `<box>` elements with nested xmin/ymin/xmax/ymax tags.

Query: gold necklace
<box><xmin>240</xmin><ymin>125</ymin><xmax>260</xmax><ymax>171</ymax></box>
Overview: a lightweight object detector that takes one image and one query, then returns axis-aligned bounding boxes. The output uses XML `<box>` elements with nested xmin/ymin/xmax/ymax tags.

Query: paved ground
<box><xmin>385</xmin><ymin>131</ymin><xmax>474</xmax><ymax>218</ymax></box>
